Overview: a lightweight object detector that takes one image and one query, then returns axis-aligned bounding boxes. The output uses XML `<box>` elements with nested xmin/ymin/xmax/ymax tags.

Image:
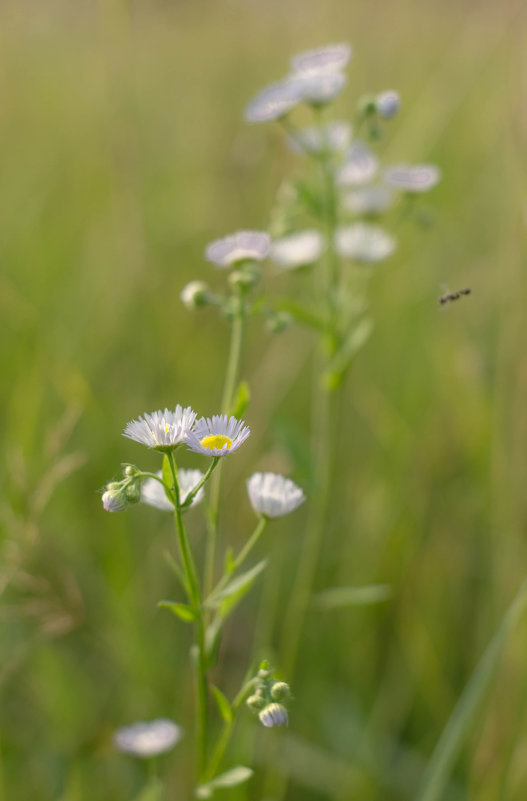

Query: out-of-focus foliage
<box><xmin>1</xmin><ymin>1</ymin><xmax>526</xmax><ymax>799</ymax></box>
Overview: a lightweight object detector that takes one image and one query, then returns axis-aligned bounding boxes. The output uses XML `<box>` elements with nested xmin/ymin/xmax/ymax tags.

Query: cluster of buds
<box><xmin>102</xmin><ymin>465</ymin><xmax>142</xmax><ymax>513</ymax></box>
<box><xmin>246</xmin><ymin>661</ymin><xmax>292</xmax><ymax>728</ymax></box>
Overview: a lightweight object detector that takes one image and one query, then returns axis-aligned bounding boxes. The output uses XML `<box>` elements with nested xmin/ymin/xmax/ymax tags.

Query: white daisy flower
<box><xmin>123</xmin><ymin>406</ymin><xmax>196</xmax><ymax>452</ymax></box>
<box><xmin>259</xmin><ymin>703</ymin><xmax>289</xmax><ymax>728</ymax></box>
<box><xmin>292</xmin><ymin>71</ymin><xmax>347</xmax><ymax>105</ymax></box>
<box><xmin>205</xmin><ymin>231</ymin><xmax>270</xmax><ymax>268</ymax></box>
<box><xmin>383</xmin><ymin>164</ymin><xmax>441</xmax><ymax>193</ymax></box>
<box><xmin>141</xmin><ymin>469</ymin><xmax>205</xmax><ymax>511</ymax></box>
<box><xmin>342</xmin><ymin>186</ymin><xmax>393</xmax><ymax>216</ymax></box>
<box><xmin>336</xmin><ymin>223</ymin><xmax>396</xmax><ymax>263</ymax></box>
<box><xmin>291</xmin><ymin>43</ymin><xmax>352</xmax><ymax>76</ymax></box>
<box><xmin>244</xmin><ymin>79</ymin><xmax>304</xmax><ymax>124</ymax></box>
<box><xmin>289</xmin><ymin>121</ymin><xmax>351</xmax><ymax>155</ymax></box>
<box><xmin>113</xmin><ymin>718</ymin><xmax>183</xmax><ymax>758</ymax></box>
<box><xmin>337</xmin><ymin>142</ymin><xmax>379</xmax><ymax>186</ymax></box>
<box><xmin>186</xmin><ymin>415</ymin><xmax>250</xmax><ymax>457</ymax></box>
<box><xmin>269</xmin><ymin>230</ymin><xmax>324</xmax><ymax>270</ymax></box>
<box><xmin>375</xmin><ymin>90</ymin><xmax>400</xmax><ymax>119</ymax></box>
<box><xmin>246</xmin><ymin>472</ymin><xmax>305</xmax><ymax>518</ymax></box>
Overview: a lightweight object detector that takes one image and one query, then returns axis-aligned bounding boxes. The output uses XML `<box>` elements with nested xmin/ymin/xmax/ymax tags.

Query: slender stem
<box><xmin>180</xmin><ymin>458</ymin><xmax>219</xmax><ymax>508</ymax></box>
<box><xmin>204</xmin><ymin>297</ymin><xmax>245</xmax><ymax>596</ymax></box>
<box><xmin>204</xmin><ymin>678</ymin><xmax>258</xmax><ymax>781</ymax></box>
<box><xmin>206</xmin><ymin>517</ymin><xmax>268</xmax><ymax>602</ymax></box>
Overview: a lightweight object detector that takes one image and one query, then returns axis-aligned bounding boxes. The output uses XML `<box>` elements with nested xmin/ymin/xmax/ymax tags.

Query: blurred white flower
<box><xmin>289</xmin><ymin>121</ymin><xmax>351</xmax><ymax>155</ymax></box>
<box><xmin>336</xmin><ymin>223</ymin><xmax>396</xmax><ymax>263</ymax></box>
<box><xmin>291</xmin><ymin>43</ymin><xmax>352</xmax><ymax>76</ymax></box>
<box><xmin>205</xmin><ymin>231</ymin><xmax>270</xmax><ymax>268</ymax></box>
<box><xmin>342</xmin><ymin>186</ymin><xmax>393</xmax><ymax>216</ymax></box>
<box><xmin>113</xmin><ymin>718</ymin><xmax>183</xmax><ymax>758</ymax></box>
<box><xmin>375</xmin><ymin>90</ymin><xmax>400</xmax><ymax>119</ymax></box>
<box><xmin>186</xmin><ymin>415</ymin><xmax>250</xmax><ymax>457</ymax></box>
<box><xmin>292</xmin><ymin>71</ymin><xmax>347</xmax><ymax>105</ymax></box>
<box><xmin>246</xmin><ymin>472</ymin><xmax>305</xmax><ymax>518</ymax></box>
<box><xmin>123</xmin><ymin>406</ymin><xmax>196</xmax><ymax>452</ymax></box>
<box><xmin>336</xmin><ymin>142</ymin><xmax>379</xmax><ymax>186</ymax></box>
<box><xmin>244</xmin><ymin>79</ymin><xmax>303</xmax><ymax>124</ymax></box>
<box><xmin>259</xmin><ymin>703</ymin><xmax>289</xmax><ymax>728</ymax></box>
<box><xmin>269</xmin><ymin>230</ymin><xmax>324</xmax><ymax>269</ymax></box>
<box><xmin>384</xmin><ymin>164</ymin><xmax>441</xmax><ymax>193</ymax></box>
<box><xmin>141</xmin><ymin>469</ymin><xmax>205</xmax><ymax>511</ymax></box>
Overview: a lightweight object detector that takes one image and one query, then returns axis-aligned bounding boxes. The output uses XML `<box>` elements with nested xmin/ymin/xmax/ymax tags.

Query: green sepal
<box><xmin>195</xmin><ymin>766</ymin><xmax>253</xmax><ymax>799</ymax></box>
<box><xmin>230</xmin><ymin>380</ymin><xmax>250</xmax><ymax>419</ymax></box>
<box><xmin>158</xmin><ymin>600</ymin><xmax>197</xmax><ymax>622</ymax></box>
<box><xmin>211</xmin><ymin>685</ymin><xmax>233</xmax><ymax>723</ymax></box>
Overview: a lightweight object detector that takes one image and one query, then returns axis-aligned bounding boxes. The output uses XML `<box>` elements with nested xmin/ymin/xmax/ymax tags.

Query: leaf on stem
<box><xmin>162</xmin><ymin>455</ymin><xmax>173</xmax><ymax>492</ymax></box>
<box><xmin>211</xmin><ymin>685</ymin><xmax>233</xmax><ymax>723</ymax></box>
<box><xmin>324</xmin><ymin>317</ymin><xmax>374</xmax><ymax>390</ymax></box>
<box><xmin>162</xmin><ymin>551</ymin><xmax>189</xmax><ymax>595</ymax></box>
<box><xmin>313</xmin><ymin>584</ymin><xmax>392</xmax><ymax>610</ymax></box>
<box><xmin>195</xmin><ymin>766</ymin><xmax>254</xmax><ymax>799</ymax></box>
<box><xmin>224</xmin><ymin>547</ymin><xmax>236</xmax><ymax>575</ymax></box>
<box><xmin>230</xmin><ymin>380</ymin><xmax>250</xmax><ymax>418</ymax></box>
<box><xmin>205</xmin><ymin>559</ymin><xmax>268</xmax><ymax>610</ymax></box>
<box><xmin>158</xmin><ymin>600</ymin><xmax>197</xmax><ymax>622</ymax></box>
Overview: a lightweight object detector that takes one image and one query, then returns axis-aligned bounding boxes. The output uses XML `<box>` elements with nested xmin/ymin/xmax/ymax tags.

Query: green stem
<box><xmin>207</xmin><ymin>517</ymin><xmax>268</xmax><ymax>602</ymax></box>
<box><xmin>180</xmin><ymin>458</ymin><xmax>219</xmax><ymax>508</ymax></box>
<box><xmin>205</xmin><ymin>678</ymin><xmax>258</xmax><ymax>781</ymax></box>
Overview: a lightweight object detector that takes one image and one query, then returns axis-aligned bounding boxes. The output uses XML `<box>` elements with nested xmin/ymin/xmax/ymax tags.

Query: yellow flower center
<box><xmin>200</xmin><ymin>434</ymin><xmax>233</xmax><ymax>451</ymax></box>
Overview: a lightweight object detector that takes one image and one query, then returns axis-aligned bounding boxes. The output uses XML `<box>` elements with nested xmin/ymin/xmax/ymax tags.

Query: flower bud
<box><xmin>356</xmin><ymin>93</ymin><xmax>376</xmax><ymax>116</ymax></box>
<box><xmin>124</xmin><ymin>465</ymin><xmax>140</xmax><ymax>478</ymax></box>
<box><xmin>270</xmin><ymin>681</ymin><xmax>291</xmax><ymax>702</ymax></box>
<box><xmin>180</xmin><ymin>280</ymin><xmax>211</xmax><ymax>310</ymax></box>
<box><xmin>375</xmin><ymin>90</ymin><xmax>400</xmax><ymax>119</ymax></box>
<box><xmin>246</xmin><ymin>693</ymin><xmax>266</xmax><ymax>712</ymax></box>
<box><xmin>102</xmin><ymin>488</ymin><xmax>128</xmax><ymax>513</ymax></box>
<box><xmin>259</xmin><ymin>703</ymin><xmax>288</xmax><ymax>728</ymax></box>
<box><xmin>124</xmin><ymin>481</ymin><xmax>141</xmax><ymax>504</ymax></box>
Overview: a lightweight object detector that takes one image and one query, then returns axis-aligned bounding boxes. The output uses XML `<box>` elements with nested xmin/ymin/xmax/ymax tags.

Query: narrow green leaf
<box><xmin>158</xmin><ymin>600</ymin><xmax>197</xmax><ymax>622</ymax></box>
<box><xmin>230</xmin><ymin>380</ymin><xmax>250</xmax><ymax>418</ymax></box>
<box><xmin>204</xmin><ymin>617</ymin><xmax>223</xmax><ymax>670</ymax></box>
<box><xmin>324</xmin><ymin>318</ymin><xmax>374</xmax><ymax>390</ymax></box>
<box><xmin>205</xmin><ymin>559</ymin><xmax>268</xmax><ymax>609</ymax></box>
<box><xmin>196</xmin><ymin>766</ymin><xmax>253</xmax><ymax>798</ymax></box>
<box><xmin>414</xmin><ymin>578</ymin><xmax>527</xmax><ymax>801</ymax></box>
<box><xmin>224</xmin><ymin>546</ymin><xmax>235</xmax><ymax>575</ymax></box>
<box><xmin>162</xmin><ymin>455</ymin><xmax>172</xmax><ymax>490</ymax></box>
<box><xmin>211</xmin><ymin>685</ymin><xmax>233</xmax><ymax>723</ymax></box>
<box><xmin>313</xmin><ymin>584</ymin><xmax>392</xmax><ymax>610</ymax></box>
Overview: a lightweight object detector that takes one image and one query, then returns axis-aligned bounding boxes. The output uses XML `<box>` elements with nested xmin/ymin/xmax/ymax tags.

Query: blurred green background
<box><xmin>1</xmin><ymin>0</ymin><xmax>527</xmax><ymax>799</ymax></box>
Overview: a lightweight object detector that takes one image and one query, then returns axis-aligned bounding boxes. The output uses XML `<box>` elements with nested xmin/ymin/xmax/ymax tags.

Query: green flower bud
<box><xmin>246</xmin><ymin>693</ymin><xmax>266</xmax><ymax>712</ymax></box>
<box><xmin>180</xmin><ymin>280</ymin><xmax>211</xmax><ymax>309</ymax></box>
<box><xmin>124</xmin><ymin>482</ymin><xmax>141</xmax><ymax>504</ymax></box>
<box><xmin>124</xmin><ymin>465</ymin><xmax>139</xmax><ymax>478</ymax></box>
<box><xmin>270</xmin><ymin>681</ymin><xmax>291</xmax><ymax>702</ymax></box>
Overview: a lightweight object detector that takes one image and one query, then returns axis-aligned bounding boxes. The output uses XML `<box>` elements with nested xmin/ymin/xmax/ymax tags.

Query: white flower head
<box><xmin>342</xmin><ymin>186</ymin><xmax>393</xmax><ymax>216</ymax></box>
<box><xmin>186</xmin><ymin>415</ymin><xmax>250</xmax><ymax>457</ymax></box>
<box><xmin>384</xmin><ymin>164</ymin><xmax>441</xmax><ymax>193</ymax></box>
<box><xmin>141</xmin><ymin>469</ymin><xmax>205</xmax><ymax>511</ymax></box>
<box><xmin>247</xmin><ymin>472</ymin><xmax>305</xmax><ymax>518</ymax></box>
<box><xmin>259</xmin><ymin>703</ymin><xmax>289</xmax><ymax>728</ymax></box>
<box><xmin>205</xmin><ymin>231</ymin><xmax>270</xmax><ymax>268</ymax></box>
<box><xmin>292</xmin><ymin>71</ymin><xmax>347</xmax><ymax>105</ymax></box>
<box><xmin>113</xmin><ymin>718</ymin><xmax>183</xmax><ymax>758</ymax></box>
<box><xmin>244</xmin><ymin>79</ymin><xmax>303</xmax><ymax>124</ymax></box>
<box><xmin>291</xmin><ymin>43</ymin><xmax>352</xmax><ymax>76</ymax></box>
<box><xmin>289</xmin><ymin>121</ymin><xmax>351</xmax><ymax>156</ymax></box>
<box><xmin>269</xmin><ymin>230</ymin><xmax>324</xmax><ymax>270</ymax></box>
<box><xmin>337</xmin><ymin>142</ymin><xmax>379</xmax><ymax>186</ymax></box>
<box><xmin>336</xmin><ymin>223</ymin><xmax>396</xmax><ymax>263</ymax></box>
<box><xmin>123</xmin><ymin>406</ymin><xmax>196</xmax><ymax>452</ymax></box>
<box><xmin>375</xmin><ymin>90</ymin><xmax>400</xmax><ymax>119</ymax></box>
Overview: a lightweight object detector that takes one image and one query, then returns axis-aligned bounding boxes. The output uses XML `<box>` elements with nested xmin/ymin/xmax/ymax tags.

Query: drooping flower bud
<box><xmin>102</xmin><ymin>488</ymin><xmax>128</xmax><ymax>513</ymax></box>
<box><xmin>270</xmin><ymin>681</ymin><xmax>292</xmax><ymax>702</ymax></box>
<box><xmin>259</xmin><ymin>703</ymin><xmax>289</xmax><ymax>728</ymax></box>
<box><xmin>375</xmin><ymin>90</ymin><xmax>400</xmax><ymax>119</ymax></box>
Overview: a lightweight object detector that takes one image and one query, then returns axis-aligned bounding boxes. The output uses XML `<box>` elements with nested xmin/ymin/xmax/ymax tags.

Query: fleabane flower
<box><xmin>384</xmin><ymin>164</ymin><xmax>441</xmax><ymax>193</ymax></box>
<box><xmin>269</xmin><ymin>230</ymin><xmax>324</xmax><ymax>270</ymax></box>
<box><xmin>292</xmin><ymin>71</ymin><xmax>347</xmax><ymax>105</ymax></box>
<box><xmin>113</xmin><ymin>719</ymin><xmax>183</xmax><ymax>758</ymax></box>
<box><xmin>259</xmin><ymin>703</ymin><xmax>289</xmax><ymax>728</ymax></box>
<box><xmin>123</xmin><ymin>406</ymin><xmax>196</xmax><ymax>452</ymax></box>
<box><xmin>291</xmin><ymin>43</ymin><xmax>352</xmax><ymax>76</ymax></box>
<box><xmin>288</xmin><ymin>121</ymin><xmax>351</xmax><ymax>156</ymax></box>
<box><xmin>186</xmin><ymin>415</ymin><xmax>250</xmax><ymax>457</ymax></box>
<box><xmin>375</xmin><ymin>90</ymin><xmax>400</xmax><ymax>119</ymax></box>
<box><xmin>244</xmin><ymin>79</ymin><xmax>304</xmax><ymax>124</ymax></box>
<box><xmin>337</xmin><ymin>141</ymin><xmax>379</xmax><ymax>186</ymax></box>
<box><xmin>141</xmin><ymin>469</ymin><xmax>205</xmax><ymax>511</ymax></box>
<box><xmin>336</xmin><ymin>223</ymin><xmax>396</xmax><ymax>263</ymax></box>
<box><xmin>246</xmin><ymin>472</ymin><xmax>305</xmax><ymax>518</ymax></box>
<box><xmin>205</xmin><ymin>231</ymin><xmax>270</xmax><ymax>268</ymax></box>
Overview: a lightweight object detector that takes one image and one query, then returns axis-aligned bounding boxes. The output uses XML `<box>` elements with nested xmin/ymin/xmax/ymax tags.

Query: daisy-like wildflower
<box><xmin>288</xmin><ymin>121</ymin><xmax>351</xmax><ymax>156</ymax></box>
<box><xmin>269</xmin><ymin>230</ymin><xmax>324</xmax><ymax>270</ymax></box>
<box><xmin>123</xmin><ymin>406</ymin><xmax>196</xmax><ymax>452</ymax></box>
<box><xmin>293</xmin><ymin>71</ymin><xmax>347</xmax><ymax>105</ymax></box>
<box><xmin>337</xmin><ymin>142</ymin><xmax>379</xmax><ymax>186</ymax></box>
<box><xmin>244</xmin><ymin>79</ymin><xmax>303</xmax><ymax>124</ymax></box>
<box><xmin>336</xmin><ymin>223</ymin><xmax>396</xmax><ymax>263</ymax></box>
<box><xmin>384</xmin><ymin>164</ymin><xmax>441</xmax><ymax>193</ymax></box>
<box><xmin>205</xmin><ymin>231</ymin><xmax>270</xmax><ymax>268</ymax></box>
<box><xmin>141</xmin><ymin>468</ymin><xmax>205</xmax><ymax>511</ymax></box>
<box><xmin>113</xmin><ymin>719</ymin><xmax>183</xmax><ymax>758</ymax></box>
<box><xmin>186</xmin><ymin>415</ymin><xmax>250</xmax><ymax>457</ymax></box>
<box><xmin>375</xmin><ymin>90</ymin><xmax>400</xmax><ymax>119</ymax></box>
<box><xmin>291</xmin><ymin>43</ymin><xmax>352</xmax><ymax>76</ymax></box>
<box><xmin>246</xmin><ymin>472</ymin><xmax>305</xmax><ymax>518</ymax></box>
<box><xmin>342</xmin><ymin>186</ymin><xmax>393</xmax><ymax>216</ymax></box>
<box><xmin>259</xmin><ymin>703</ymin><xmax>289</xmax><ymax>728</ymax></box>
